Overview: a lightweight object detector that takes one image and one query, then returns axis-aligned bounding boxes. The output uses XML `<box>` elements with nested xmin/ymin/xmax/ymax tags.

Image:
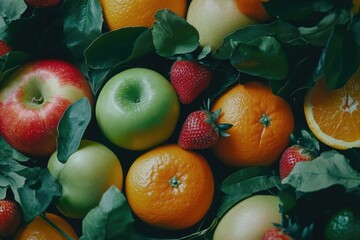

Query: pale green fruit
<box><xmin>186</xmin><ymin>0</ymin><xmax>255</xmax><ymax>50</ymax></box>
<box><xmin>213</xmin><ymin>195</ymin><xmax>282</xmax><ymax>240</ymax></box>
<box><xmin>48</xmin><ymin>139</ymin><xmax>123</xmax><ymax>219</ymax></box>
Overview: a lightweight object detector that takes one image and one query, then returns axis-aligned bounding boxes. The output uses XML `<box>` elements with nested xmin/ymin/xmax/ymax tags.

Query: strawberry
<box><xmin>263</xmin><ymin>228</ymin><xmax>294</xmax><ymax>240</ymax></box>
<box><xmin>170</xmin><ymin>60</ymin><xmax>212</xmax><ymax>104</ymax></box>
<box><xmin>0</xmin><ymin>199</ymin><xmax>22</xmax><ymax>237</ymax></box>
<box><xmin>0</xmin><ymin>40</ymin><xmax>11</xmax><ymax>57</ymax></box>
<box><xmin>178</xmin><ymin>100</ymin><xmax>232</xmax><ymax>149</ymax></box>
<box><xmin>25</xmin><ymin>0</ymin><xmax>61</xmax><ymax>7</ymax></box>
<box><xmin>279</xmin><ymin>130</ymin><xmax>320</xmax><ymax>180</ymax></box>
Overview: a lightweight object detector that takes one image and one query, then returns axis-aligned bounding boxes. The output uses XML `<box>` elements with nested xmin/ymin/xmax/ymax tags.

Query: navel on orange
<box><xmin>304</xmin><ymin>67</ymin><xmax>360</xmax><ymax>150</ymax></box>
<box><xmin>125</xmin><ymin>144</ymin><xmax>214</xmax><ymax>230</ymax></box>
<box><xmin>99</xmin><ymin>0</ymin><xmax>188</xmax><ymax>31</ymax></box>
<box><xmin>211</xmin><ymin>81</ymin><xmax>295</xmax><ymax>167</ymax></box>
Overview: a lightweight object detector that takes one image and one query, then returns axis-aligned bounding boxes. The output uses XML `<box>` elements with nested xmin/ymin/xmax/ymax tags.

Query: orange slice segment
<box><xmin>304</xmin><ymin>67</ymin><xmax>360</xmax><ymax>150</ymax></box>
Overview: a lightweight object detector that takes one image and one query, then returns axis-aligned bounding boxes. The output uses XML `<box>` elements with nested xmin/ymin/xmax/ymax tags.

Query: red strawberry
<box><xmin>0</xmin><ymin>40</ymin><xmax>11</xmax><ymax>57</ymax></box>
<box><xmin>0</xmin><ymin>199</ymin><xmax>22</xmax><ymax>237</ymax></box>
<box><xmin>263</xmin><ymin>228</ymin><xmax>294</xmax><ymax>240</ymax></box>
<box><xmin>25</xmin><ymin>0</ymin><xmax>61</xmax><ymax>7</ymax></box>
<box><xmin>170</xmin><ymin>60</ymin><xmax>212</xmax><ymax>104</ymax></box>
<box><xmin>178</xmin><ymin>100</ymin><xmax>232</xmax><ymax>149</ymax></box>
<box><xmin>279</xmin><ymin>130</ymin><xmax>319</xmax><ymax>180</ymax></box>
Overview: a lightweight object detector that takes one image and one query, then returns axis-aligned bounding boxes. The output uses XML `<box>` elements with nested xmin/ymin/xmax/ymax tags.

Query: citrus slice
<box><xmin>304</xmin><ymin>67</ymin><xmax>360</xmax><ymax>150</ymax></box>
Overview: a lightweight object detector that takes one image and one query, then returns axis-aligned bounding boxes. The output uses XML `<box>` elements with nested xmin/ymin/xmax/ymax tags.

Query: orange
<box><xmin>235</xmin><ymin>0</ymin><xmax>272</xmax><ymax>22</ymax></box>
<box><xmin>125</xmin><ymin>144</ymin><xmax>214</xmax><ymax>230</ymax></box>
<box><xmin>13</xmin><ymin>212</ymin><xmax>78</xmax><ymax>240</ymax></box>
<box><xmin>304</xmin><ymin>67</ymin><xmax>360</xmax><ymax>150</ymax></box>
<box><xmin>211</xmin><ymin>81</ymin><xmax>295</xmax><ymax>167</ymax></box>
<box><xmin>99</xmin><ymin>0</ymin><xmax>188</xmax><ymax>30</ymax></box>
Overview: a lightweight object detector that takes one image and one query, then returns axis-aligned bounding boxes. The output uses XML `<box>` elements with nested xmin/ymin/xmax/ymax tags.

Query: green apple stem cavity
<box><xmin>95</xmin><ymin>68</ymin><xmax>180</xmax><ymax>151</ymax></box>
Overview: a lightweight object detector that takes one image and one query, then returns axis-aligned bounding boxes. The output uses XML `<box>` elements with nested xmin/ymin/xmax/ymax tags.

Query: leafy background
<box><xmin>0</xmin><ymin>0</ymin><xmax>360</xmax><ymax>239</ymax></box>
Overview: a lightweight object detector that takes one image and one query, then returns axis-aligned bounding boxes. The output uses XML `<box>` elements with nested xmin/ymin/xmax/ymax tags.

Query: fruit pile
<box><xmin>0</xmin><ymin>0</ymin><xmax>360</xmax><ymax>239</ymax></box>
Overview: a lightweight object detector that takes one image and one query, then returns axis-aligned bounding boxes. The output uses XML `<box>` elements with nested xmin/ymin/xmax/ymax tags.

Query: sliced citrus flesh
<box><xmin>304</xmin><ymin>68</ymin><xmax>360</xmax><ymax>150</ymax></box>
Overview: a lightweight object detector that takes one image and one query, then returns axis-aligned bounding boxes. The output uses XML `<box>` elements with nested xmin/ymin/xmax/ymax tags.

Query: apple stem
<box><xmin>32</xmin><ymin>96</ymin><xmax>44</xmax><ymax>104</ymax></box>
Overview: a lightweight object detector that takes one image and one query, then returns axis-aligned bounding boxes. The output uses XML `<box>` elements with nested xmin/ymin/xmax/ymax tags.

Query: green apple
<box><xmin>213</xmin><ymin>195</ymin><xmax>282</xmax><ymax>240</ymax></box>
<box><xmin>186</xmin><ymin>0</ymin><xmax>255</xmax><ymax>50</ymax></box>
<box><xmin>47</xmin><ymin>139</ymin><xmax>123</xmax><ymax>219</ymax></box>
<box><xmin>95</xmin><ymin>68</ymin><xmax>180</xmax><ymax>151</ymax></box>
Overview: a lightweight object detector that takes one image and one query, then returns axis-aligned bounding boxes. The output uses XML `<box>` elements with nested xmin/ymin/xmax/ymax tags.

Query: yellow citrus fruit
<box><xmin>304</xmin><ymin>67</ymin><xmax>360</xmax><ymax>150</ymax></box>
<box><xmin>125</xmin><ymin>144</ymin><xmax>214</xmax><ymax>230</ymax></box>
<box><xmin>211</xmin><ymin>81</ymin><xmax>295</xmax><ymax>167</ymax></box>
<box><xmin>13</xmin><ymin>213</ymin><xmax>78</xmax><ymax>240</ymax></box>
<box><xmin>235</xmin><ymin>0</ymin><xmax>272</xmax><ymax>22</ymax></box>
<box><xmin>186</xmin><ymin>0</ymin><xmax>255</xmax><ymax>50</ymax></box>
<box><xmin>213</xmin><ymin>195</ymin><xmax>282</xmax><ymax>240</ymax></box>
<box><xmin>99</xmin><ymin>0</ymin><xmax>187</xmax><ymax>30</ymax></box>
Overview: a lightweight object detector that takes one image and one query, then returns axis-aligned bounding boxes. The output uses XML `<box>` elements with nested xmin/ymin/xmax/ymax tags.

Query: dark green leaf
<box><xmin>298</xmin><ymin>9</ymin><xmax>351</xmax><ymax>46</ymax></box>
<box><xmin>263</xmin><ymin>0</ymin><xmax>335</xmax><ymax>23</ymax></box>
<box><xmin>213</xmin><ymin>20</ymin><xmax>305</xmax><ymax>60</ymax></box>
<box><xmin>62</xmin><ymin>0</ymin><xmax>103</xmax><ymax>59</ymax></box>
<box><xmin>57</xmin><ymin>98</ymin><xmax>92</xmax><ymax>163</ymax></box>
<box><xmin>84</xmin><ymin>27</ymin><xmax>153</xmax><ymax>70</ymax></box>
<box><xmin>18</xmin><ymin>168</ymin><xmax>62</xmax><ymax>223</ymax></box>
<box><xmin>0</xmin><ymin>0</ymin><xmax>27</xmax><ymax>24</ymax></box>
<box><xmin>152</xmin><ymin>9</ymin><xmax>199</xmax><ymax>57</ymax></box>
<box><xmin>273</xmin><ymin>49</ymin><xmax>320</xmax><ymax>97</ymax></box>
<box><xmin>282</xmin><ymin>150</ymin><xmax>360</xmax><ymax>192</ymax></box>
<box><xmin>0</xmin><ymin>51</ymin><xmax>30</xmax><ymax>83</ymax></box>
<box><xmin>228</xmin><ymin>36</ymin><xmax>288</xmax><ymax>80</ymax></box>
<box><xmin>0</xmin><ymin>137</ymin><xmax>30</xmax><ymax>162</ymax></box>
<box><xmin>221</xmin><ymin>166</ymin><xmax>274</xmax><ymax>194</ymax></box>
<box><xmin>81</xmin><ymin>186</ymin><xmax>134</xmax><ymax>240</ymax></box>
<box><xmin>88</xmin><ymin>68</ymin><xmax>112</xmax><ymax>95</ymax></box>
<box><xmin>217</xmin><ymin>176</ymin><xmax>280</xmax><ymax>217</ymax></box>
<box><xmin>324</xmin><ymin>24</ymin><xmax>360</xmax><ymax>89</ymax></box>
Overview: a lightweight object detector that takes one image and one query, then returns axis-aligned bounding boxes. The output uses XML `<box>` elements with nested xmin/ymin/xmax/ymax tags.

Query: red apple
<box><xmin>0</xmin><ymin>59</ymin><xmax>94</xmax><ymax>157</ymax></box>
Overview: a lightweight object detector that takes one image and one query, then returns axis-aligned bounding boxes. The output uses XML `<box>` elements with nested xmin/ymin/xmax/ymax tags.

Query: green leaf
<box><xmin>57</xmin><ymin>98</ymin><xmax>92</xmax><ymax>163</ymax></box>
<box><xmin>0</xmin><ymin>138</ymin><xmax>61</xmax><ymax>223</ymax></box>
<box><xmin>217</xmin><ymin>167</ymin><xmax>280</xmax><ymax>217</ymax></box>
<box><xmin>298</xmin><ymin>9</ymin><xmax>351</xmax><ymax>46</ymax></box>
<box><xmin>84</xmin><ymin>27</ymin><xmax>154</xmax><ymax>70</ymax></box>
<box><xmin>228</xmin><ymin>36</ymin><xmax>288</xmax><ymax>80</ymax></box>
<box><xmin>0</xmin><ymin>51</ymin><xmax>30</xmax><ymax>83</ymax></box>
<box><xmin>282</xmin><ymin>150</ymin><xmax>360</xmax><ymax>192</ymax></box>
<box><xmin>0</xmin><ymin>137</ymin><xmax>29</xmax><ymax>162</ymax></box>
<box><xmin>18</xmin><ymin>168</ymin><xmax>62</xmax><ymax>223</ymax></box>
<box><xmin>221</xmin><ymin>167</ymin><xmax>274</xmax><ymax>194</ymax></box>
<box><xmin>61</xmin><ymin>0</ymin><xmax>103</xmax><ymax>59</ymax></box>
<box><xmin>0</xmin><ymin>0</ymin><xmax>27</xmax><ymax>24</ymax></box>
<box><xmin>81</xmin><ymin>186</ymin><xmax>134</xmax><ymax>240</ymax></box>
<box><xmin>324</xmin><ymin>24</ymin><xmax>360</xmax><ymax>89</ymax></box>
<box><xmin>152</xmin><ymin>9</ymin><xmax>199</xmax><ymax>57</ymax></box>
<box><xmin>213</xmin><ymin>20</ymin><xmax>305</xmax><ymax>60</ymax></box>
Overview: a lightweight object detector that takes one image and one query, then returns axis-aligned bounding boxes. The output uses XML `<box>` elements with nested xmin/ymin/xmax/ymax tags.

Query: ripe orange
<box><xmin>235</xmin><ymin>0</ymin><xmax>272</xmax><ymax>22</ymax></box>
<box><xmin>13</xmin><ymin>212</ymin><xmax>78</xmax><ymax>240</ymax></box>
<box><xmin>125</xmin><ymin>144</ymin><xmax>214</xmax><ymax>230</ymax></box>
<box><xmin>99</xmin><ymin>0</ymin><xmax>188</xmax><ymax>30</ymax></box>
<box><xmin>211</xmin><ymin>81</ymin><xmax>295</xmax><ymax>167</ymax></box>
<box><xmin>304</xmin><ymin>67</ymin><xmax>360</xmax><ymax>150</ymax></box>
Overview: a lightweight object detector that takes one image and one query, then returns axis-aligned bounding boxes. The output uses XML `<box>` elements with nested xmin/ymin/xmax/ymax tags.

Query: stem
<box><xmin>40</xmin><ymin>212</ymin><xmax>75</xmax><ymax>240</ymax></box>
<box><xmin>259</xmin><ymin>113</ymin><xmax>271</xmax><ymax>127</ymax></box>
<box><xmin>168</xmin><ymin>176</ymin><xmax>181</xmax><ymax>188</ymax></box>
<box><xmin>32</xmin><ymin>96</ymin><xmax>44</xmax><ymax>104</ymax></box>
